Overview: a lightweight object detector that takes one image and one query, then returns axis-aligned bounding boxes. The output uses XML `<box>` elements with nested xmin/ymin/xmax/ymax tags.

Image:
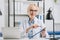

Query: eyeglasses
<box><xmin>30</xmin><ymin>9</ymin><xmax>38</xmax><ymax>12</ymax></box>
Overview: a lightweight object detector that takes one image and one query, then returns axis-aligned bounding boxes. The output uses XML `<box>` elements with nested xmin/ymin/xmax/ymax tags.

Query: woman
<box><xmin>23</xmin><ymin>4</ymin><xmax>49</xmax><ymax>39</ymax></box>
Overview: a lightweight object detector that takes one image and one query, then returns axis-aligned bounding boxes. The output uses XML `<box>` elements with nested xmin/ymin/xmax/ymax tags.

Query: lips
<box><xmin>30</xmin><ymin>13</ymin><xmax>34</xmax><ymax>16</ymax></box>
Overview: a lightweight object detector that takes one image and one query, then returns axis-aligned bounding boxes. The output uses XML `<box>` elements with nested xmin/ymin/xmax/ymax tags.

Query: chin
<box><xmin>31</xmin><ymin>17</ymin><xmax>35</xmax><ymax>19</ymax></box>
<box><xmin>29</xmin><ymin>15</ymin><xmax>35</xmax><ymax>18</ymax></box>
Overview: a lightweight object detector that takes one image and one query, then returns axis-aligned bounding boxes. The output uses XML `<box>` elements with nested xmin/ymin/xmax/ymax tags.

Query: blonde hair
<box><xmin>27</xmin><ymin>4</ymin><xmax>39</xmax><ymax>13</ymax></box>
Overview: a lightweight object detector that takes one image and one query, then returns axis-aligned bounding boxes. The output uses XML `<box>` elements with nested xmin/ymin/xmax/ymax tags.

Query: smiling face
<box><xmin>27</xmin><ymin>4</ymin><xmax>39</xmax><ymax>19</ymax></box>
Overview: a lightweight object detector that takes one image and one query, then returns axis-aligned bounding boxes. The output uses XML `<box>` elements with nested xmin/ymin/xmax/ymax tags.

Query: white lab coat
<box><xmin>23</xmin><ymin>17</ymin><xmax>49</xmax><ymax>38</ymax></box>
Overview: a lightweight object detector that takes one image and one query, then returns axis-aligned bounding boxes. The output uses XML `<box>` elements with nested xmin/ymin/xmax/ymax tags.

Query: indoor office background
<box><xmin>0</xmin><ymin>0</ymin><xmax>60</xmax><ymax>40</ymax></box>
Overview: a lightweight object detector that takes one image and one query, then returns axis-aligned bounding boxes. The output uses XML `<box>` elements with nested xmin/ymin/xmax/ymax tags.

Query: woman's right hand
<box><xmin>26</xmin><ymin>26</ymin><xmax>33</xmax><ymax>33</ymax></box>
<box><xmin>26</xmin><ymin>24</ymin><xmax>39</xmax><ymax>33</ymax></box>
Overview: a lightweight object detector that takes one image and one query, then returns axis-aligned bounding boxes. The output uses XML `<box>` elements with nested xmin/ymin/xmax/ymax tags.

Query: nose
<box><xmin>31</xmin><ymin>11</ymin><xmax>34</xmax><ymax>15</ymax></box>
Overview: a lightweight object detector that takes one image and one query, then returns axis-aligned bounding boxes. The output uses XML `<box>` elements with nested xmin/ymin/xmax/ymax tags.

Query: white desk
<box><xmin>0</xmin><ymin>37</ymin><xmax>49</xmax><ymax>40</ymax></box>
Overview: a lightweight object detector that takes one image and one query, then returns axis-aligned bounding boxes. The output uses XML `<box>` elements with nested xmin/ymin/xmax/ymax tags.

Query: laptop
<box><xmin>2</xmin><ymin>27</ymin><xmax>21</xmax><ymax>39</ymax></box>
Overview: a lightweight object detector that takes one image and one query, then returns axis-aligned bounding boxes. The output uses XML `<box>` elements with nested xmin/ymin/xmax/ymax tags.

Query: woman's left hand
<box><xmin>40</xmin><ymin>28</ymin><xmax>46</xmax><ymax>38</ymax></box>
<box><xmin>32</xmin><ymin>24</ymin><xmax>39</xmax><ymax>28</ymax></box>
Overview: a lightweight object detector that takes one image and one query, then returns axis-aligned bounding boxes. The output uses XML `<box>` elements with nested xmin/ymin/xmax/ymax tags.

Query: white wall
<box><xmin>0</xmin><ymin>0</ymin><xmax>5</xmax><ymax>32</ymax></box>
<box><xmin>45</xmin><ymin>0</ymin><xmax>60</xmax><ymax>23</ymax></box>
<box><xmin>53</xmin><ymin>0</ymin><xmax>60</xmax><ymax>23</ymax></box>
<box><xmin>45</xmin><ymin>0</ymin><xmax>60</xmax><ymax>31</ymax></box>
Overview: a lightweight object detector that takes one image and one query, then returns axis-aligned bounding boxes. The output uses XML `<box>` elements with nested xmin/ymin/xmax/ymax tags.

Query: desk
<box><xmin>0</xmin><ymin>37</ymin><xmax>49</xmax><ymax>40</ymax></box>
